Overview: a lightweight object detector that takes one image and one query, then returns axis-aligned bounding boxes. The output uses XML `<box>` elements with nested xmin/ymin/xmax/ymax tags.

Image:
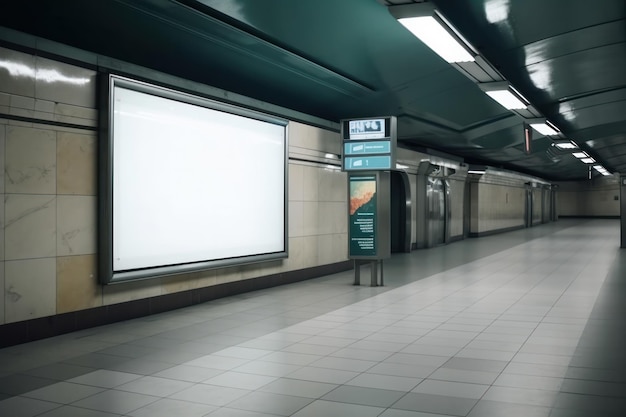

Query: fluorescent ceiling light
<box><xmin>468</xmin><ymin>170</ymin><xmax>485</xmax><ymax>175</ymax></box>
<box><xmin>554</xmin><ymin>141</ymin><xmax>577</xmax><ymax>150</ymax></box>
<box><xmin>480</xmin><ymin>82</ymin><xmax>528</xmax><ymax>109</ymax></box>
<box><xmin>581</xmin><ymin>158</ymin><xmax>595</xmax><ymax>164</ymax></box>
<box><xmin>396</xmin><ymin>163</ymin><xmax>409</xmax><ymax>169</ymax></box>
<box><xmin>529</xmin><ymin>119</ymin><xmax>560</xmax><ymax>136</ymax></box>
<box><xmin>390</xmin><ymin>4</ymin><xmax>476</xmax><ymax>63</ymax></box>
<box><xmin>572</xmin><ymin>152</ymin><xmax>588</xmax><ymax>158</ymax></box>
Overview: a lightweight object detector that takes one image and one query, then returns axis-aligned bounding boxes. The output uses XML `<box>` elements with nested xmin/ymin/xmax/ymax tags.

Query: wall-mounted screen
<box><xmin>343</xmin><ymin>118</ymin><xmax>391</xmax><ymax>140</ymax></box>
<box><xmin>99</xmin><ymin>75</ymin><xmax>288</xmax><ymax>284</ymax></box>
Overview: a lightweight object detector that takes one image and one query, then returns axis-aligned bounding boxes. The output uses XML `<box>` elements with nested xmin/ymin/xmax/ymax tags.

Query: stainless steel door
<box><xmin>427</xmin><ymin>177</ymin><xmax>446</xmax><ymax>246</ymax></box>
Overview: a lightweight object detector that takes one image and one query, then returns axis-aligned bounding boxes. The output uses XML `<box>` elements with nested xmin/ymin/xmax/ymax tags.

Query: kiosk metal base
<box><xmin>353</xmin><ymin>260</ymin><xmax>384</xmax><ymax>287</ymax></box>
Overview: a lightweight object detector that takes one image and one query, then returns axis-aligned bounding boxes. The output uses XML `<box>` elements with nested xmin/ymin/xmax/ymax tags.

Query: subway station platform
<box><xmin>0</xmin><ymin>219</ymin><xmax>624</xmax><ymax>417</ymax></box>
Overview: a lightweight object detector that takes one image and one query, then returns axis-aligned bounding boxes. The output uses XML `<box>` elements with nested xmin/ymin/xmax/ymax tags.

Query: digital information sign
<box><xmin>341</xmin><ymin>116</ymin><xmax>397</xmax><ymax>172</ymax></box>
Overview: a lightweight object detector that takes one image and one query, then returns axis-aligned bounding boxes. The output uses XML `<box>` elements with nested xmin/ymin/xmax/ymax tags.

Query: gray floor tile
<box><xmin>287</xmin><ymin>366</ymin><xmax>359</xmax><ymax>384</ymax></box>
<box><xmin>22</xmin><ymin>363</ymin><xmax>96</xmax><ymax>381</ymax></box>
<box><xmin>34</xmin><ymin>405</ymin><xmax>121</xmax><ymax>417</ymax></box>
<box><xmin>0</xmin><ymin>396</ymin><xmax>60</xmax><ymax>417</ymax></box>
<box><xmin>126</xmin><ymin>398</ymin><xmax>217</xmax><ymax>417</ymax></box>
<box><xmin>467</xmin><ymin>399</ymin><xmax>551</xmax><ymax>417</ymax></box>
<box><xmin>115</xmin><ymin>375</ymin><xmax>193</xmax><ymax>396</ymax></box>
<box><xmin>368</xmin><ymin>362</ymin><xmax>437</xmax><ymax>379</ymax></box>
<box><xmin>322</xmin><ymin>385</ymin><xmax>406</xmax><ymax>407</ymax></box>
<box><xmin>346</xmin><ymin>373</ymin><xmax>422</xmax><ymax>391</ymax></box>
<box><xmin>21</xmin><ymin>381</ymin><xmax>105</xmax><ymax>404</ymax></box>
<box><xmin>428</xmin><ymin>368</ymin><xmax>500</xmax><ymax>385</ymax></box>
<box><xmin>203</xmin><ymin>371</ymin><xmax>276</xmax><ymax>390</ymax></box>
<box><xmin>250</xmin><ymin>351</ymin><xmax>321</xmax><ymax>366</ymax></box>
<box><xmin>392</xmin><ymin>392</ymin><xmax>477</xmax><ymax>416</ymax></box>
<box><xmin>183</xmin><ymin>355</ymin><xmax>250</xmax><ymax>370</ymax></box>
<box><xmin>152</xmin><ymin>364</ymin><xmax>224</xmax><ymax>382</ymax></box>
<box><xmin>329</xmin><ymin>347</ymin><xmax>394</xmax><ymax>362</ymax></box>
<box><xmin>291</xmin><ymin>399</ymin><xmax>385</xmax><ymax>417</ymax></box>
<box><xmin>443</xmin><ymin>357</ymin><xmax>509</xmax><ymax>373</ymax></box>
<box><xmin>259</xmin><ymin>377</ymin><xmax>337</xmax><ymax>398</ymax></box>
<box><xmin>68</xmin><ymin>369</ymin><xmax>142</xmax><ymax>388</ymax></box>
<box><xmin>227</xmin><ymin>391</ymin><xmax>313</xmax><ymax>415</ymax></box>
<box><xmin>205</xmin><ymin>408</ymin><xmax>282</xmax><ymax>417</ymax></box>
<box><xmin>71</xmin><ymin>390</ymin><xmax>159</xmax><ymax>414</ymax></box>
<box><xmin>309</xmin><ymin>356</ymin><xmax>377</xmax><ymax>372</ymax></box>
<box><xmin>379</xmin><ymin>410</ymin><xmax>457</xmax><ymax>417</ymax></box>
<box><xmin>169</xmin><ymin>384</ymin><xmax>250</xmax><ymax>406</ymax></box>
<box><xmin>482</xmin><ymin>386</ymin><xmax>558</xmax><ymax>407</ymax></box>
<box><xmin>412</xmin><ymin>379</ymin><xmax>489</xmax><ymax>399</ymax></box>
<box><xmin>0</xmin><ymin>374</ymin><xmax>57</xmax><ymax>396</ymax></box>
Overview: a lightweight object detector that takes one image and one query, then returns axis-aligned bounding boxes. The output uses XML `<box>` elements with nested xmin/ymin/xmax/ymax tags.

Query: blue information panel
<box><xmin>344</xmin><ymin>141</ymin><xmax>391</xmax><ymax>155</ymax></box>
<box><xmin>345</xmin><ymin>156</ymin><xmax>392</xmax><ymax>170</ymax></box>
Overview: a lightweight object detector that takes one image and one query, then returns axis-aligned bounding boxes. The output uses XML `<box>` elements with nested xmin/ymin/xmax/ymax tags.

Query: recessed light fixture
<box><xmin>389</xmin><ymin>3</ymin><xmax>476</xmax><ymax>63</ymax></box>
<box><xmin>581</xmin><ymin>157</ymin><xmax>595</xmax><ymax>164</ymax></box>
<box><xmin>554</xmin><ymin>141</ymin><xmax>578</xmax><ymax>150</ymax></box>
<box><xmin>479</xmin><ymin>82</ymin><xmax>528</xmax><ymax>109</ymax></box>
<box><xmin>528</xmin><ymin>119</ymin><xmax>560</xmax><ymax>136</ymax></box>
<box><xmin>572</xmin><ymin>152</ymin><xmax>588</xmax><ymax>159</ymax></box>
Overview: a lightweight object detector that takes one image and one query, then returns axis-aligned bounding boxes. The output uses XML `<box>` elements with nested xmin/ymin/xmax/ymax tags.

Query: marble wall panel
<box><xmin>34</xmin><ymin>56</ymin><xmax>96</xmax><ymax>109</ymax></box>
<box><xmin>57</xmin><ymin>195</ymin><xmax>96</xmax><ymax>256</ymax></box>
<box><xmin>301</xmin><ymin>165</ymin><xmax>319</xmax><ymax>202</ymax></box>
<box><xmin>318</xmin><ymin>167</ymin><xmax>346</xmax><ymax>202</ymax></box>
<box><xmin>289</xmin><ymin>201</ymin><xmax>304</xmax><ymax>238</ymax></box>
<box><xmin>5</xmin><ymin>257</ymin><xmax>56</xmax><ymax>323</ymax></box>
<box><xmin>5</xmin><ymin>125</ymin><xmax>56</xmax><ymax>194</ymax></box>
<box><xmin>0</xmin><ymin>262</ymin><xmax>4</xmax><ymax>324</ymax></box>
<box><xmin>57</xmin><ymin>131</ymin><xmax>96</xmax><ymax>195</ymax></box>
<box><xmin>5</xmin><ymin>194</ymin><xmax>56</xmax><ymax>260</ymax></box>
<box><xmin>317</xmin><ymin>202</ymin><xmax>347</xmax><ymax>235</ymax></box>
<box><xmin>301</xmin><ymin>201</ymin><xmax>319</xmax><ymax>237</ymax></box>
<box><xmin>284</xmin><ymin>236</ymin><xmax>318</xmax><ymax>271</ymax></box>
<box><xmin>0</xmin><ymin>195</ymin><xmax>4</xmax><ymax>262</ymax></box>
<box><xmin>56</xmin><ymin>254</ymin><xmax>101</xmax><ymax>313</ymax></box>
<box><xmin>318</xmin><ymin>233</ymin><xmax>348</xmax><ymax>265</ymax></box>
<box><xmin>0</xmin><ymin>46</ymin><xmax>36</xmax><ymax>97</ymax></box>
<box><xmin>288</xmin><ymin>163</ymin><xmax>304</xmax><ymax>202</ymax></box>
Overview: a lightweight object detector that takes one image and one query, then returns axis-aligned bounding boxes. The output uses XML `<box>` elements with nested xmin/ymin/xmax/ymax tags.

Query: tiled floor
<box><xmin>1</xmin><ymin>218</ymin><xmax>625</xmax><ymax>416</ymax></box>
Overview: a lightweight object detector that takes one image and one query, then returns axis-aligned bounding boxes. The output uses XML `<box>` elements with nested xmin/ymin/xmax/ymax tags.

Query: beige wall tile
<box><xmin>0</xmin><ymin>47</ymin><xmax>36</xmax><ymax>97</ymax></box>
<box><xmin>301</xmin><ymin>165</ymin><xmax>319</xmax><ymax>202</ymax></box>
<box><xmin>161</xmin><ymin>273</ymin><xmax>195</xmax><ymax>294</ymax></box>
<box><xmin>301</xmin><ymin>201</ymin><xmax>319</xmax><ymax>237</ymax></box>
<box><xmin>5</xmin><ymin>258</ymin><xmax>56</xmax><ymax>323</ymax></box>
<box><xmin>5</xmin><ymin>126</ymin><xmax>56</xmax><ymax>194</ymax></box>
<box><xmin>288</xmin><ymin>163</ymin><xmax>304</xmax><ymax>202</ymax></box>
<box><xmin>288</xmin><ymin>201</ymin><xmax>304</xmax><ymax>238</ymax></box>
<box><xmin>319</xmin><ymin>167</ymin><xmax>346</xmax><ymax>202</ymax></box>
<box><xmin>318</xmin><ymin>202</ymin><xmax>347</xmax><ymax>235</ymax></box>
<box><xmin>0</xmin><ymin>195</ymin><xmax>4</xmax><ymax>262</ymax></box>
<box><xmin>284</xmin><ymin>236</ymin><xmax>318</xmax><ymax>271</ymax></box>
<box><xmin>35</xmin><ymin>56</ymin><xmax>96</xmax><ymax>108</ymax></box>
<box><xmin>57</xmin><ymin>195</ymin><xmax>96</xmax><ymax>256</ymax></box>
<box><xmin>57</xmin><ymin>254</ymin><xmax>101</xmax><ymax>313</ymax></box>
<box><xmin>318</xmin><ymin>233</ymin><xmax>348</xmax><ymax>265</ymax></box>
<box><xmin>57</xmin><ymin>131</ymin><xmax>96</xmax><ymax>195</ymax></box>
<box><xmin>5</xmin><ymin>194</ymin><xmax>56</xmax><ymax>260</ymax></box>
<box><xmin>0</xmin><ymin>262</ymin><xmax>4</xmax><ymax>324</ymax></box>
<box><xmin>102</xmin><ymin>279</ymin><xmax>161</xmax><ymax>306</ymax></box>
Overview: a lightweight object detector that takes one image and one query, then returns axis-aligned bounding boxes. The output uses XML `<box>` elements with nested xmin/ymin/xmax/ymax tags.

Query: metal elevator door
<box><xmin>427</xmin><ymin>177</ymin><xmax>446</xmax><ymax>246</ymax></box>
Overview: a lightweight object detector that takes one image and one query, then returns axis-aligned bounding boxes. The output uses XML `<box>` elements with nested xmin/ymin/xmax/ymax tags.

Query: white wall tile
<box><xmin>57</xmin><ymin>195</ymin><xmax>96</xmax><ymax>256</ymax></box>
<box><xmin>35</xmin><ymin>56</ymin><xmax>97</xmax><ymax>108</ymax></box>
<box><xmin>0</xmin><ymin>47</ymin><xmax>36</xmax><ymax>97</ymax></box>
<box><xmin>5</xmin><ymin>126</ymin><xmax>56</xmax><ymax>194</ymax></box>
<box><xmin>5</xmin><ymin>194</ymin><xmax>56</xmax><ymax>260</ymax></box>
<box><xmin>5</xmin><ymin>258</ymin><xmax>56</xmax><ymax>323</ymax></box>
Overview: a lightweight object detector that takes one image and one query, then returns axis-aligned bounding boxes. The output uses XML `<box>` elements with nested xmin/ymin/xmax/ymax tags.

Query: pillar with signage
<box><xmin>341</xmin><ymin>116</ymin><xmax>396</xmax><ymax>286</ymax></box>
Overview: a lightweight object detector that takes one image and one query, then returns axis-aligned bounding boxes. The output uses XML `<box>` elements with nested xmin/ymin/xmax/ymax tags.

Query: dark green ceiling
<box><xmin>0</xmin><ymin>0</ymin><xmax>624</xmax><ymax>180</ymax></box>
